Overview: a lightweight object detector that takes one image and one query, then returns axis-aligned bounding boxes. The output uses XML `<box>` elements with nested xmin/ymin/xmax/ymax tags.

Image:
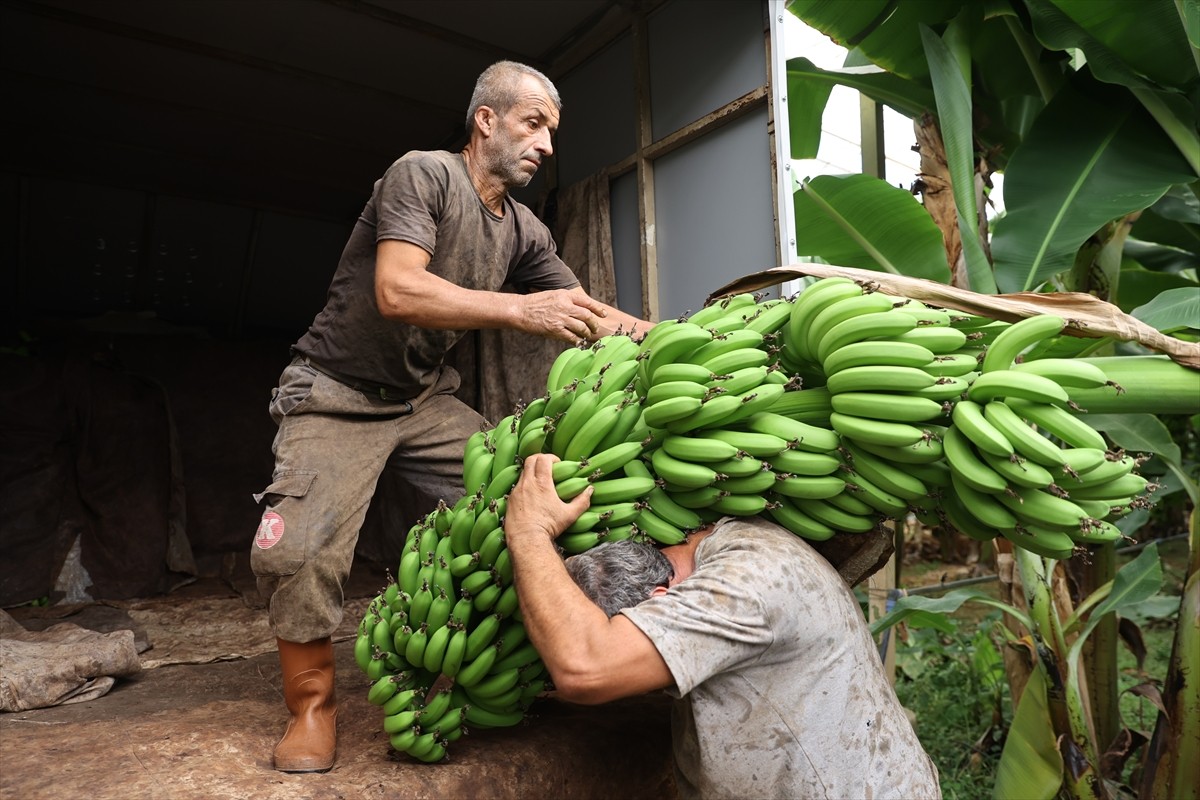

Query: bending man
<box><xmin>251</xmin><ymin>61</ymin><xmax>648</xmax><ymax>773</ymax></box>
<box><xmin>504</xmin><ymin>453</ymin><xmax>942</xmax><ymax>799</ymax></box>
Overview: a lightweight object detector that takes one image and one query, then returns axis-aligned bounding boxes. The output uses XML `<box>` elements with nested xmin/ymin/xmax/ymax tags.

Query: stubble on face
<box><xmin>481</xmin><ymin>78</ymin><xmax>559</xmax><ymax>190</ymax></box>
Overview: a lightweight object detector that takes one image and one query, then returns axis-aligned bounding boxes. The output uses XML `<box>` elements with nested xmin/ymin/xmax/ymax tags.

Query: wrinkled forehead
<box><xmin>509</xmin><ymin>75</ymin><xmax>560</xmax><ymax>127</ymax></box>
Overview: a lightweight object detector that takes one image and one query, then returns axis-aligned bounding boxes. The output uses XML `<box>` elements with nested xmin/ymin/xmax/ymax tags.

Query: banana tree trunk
<box><xmin>1141</xmin><ymin>506</ymin><xmax>1200</xmax><ymax>800</ymax></box>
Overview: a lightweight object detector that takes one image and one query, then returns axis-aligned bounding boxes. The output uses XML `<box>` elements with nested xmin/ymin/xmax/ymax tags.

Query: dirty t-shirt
<box><xmin>621</xmin><ymin>519</ymin><xmax>941</xmax><ymax>800</ymax></box>
<box><xmin>293</xmin><ymin>150</ymin><xmax>579</xmax><ymax>395</ymax></box>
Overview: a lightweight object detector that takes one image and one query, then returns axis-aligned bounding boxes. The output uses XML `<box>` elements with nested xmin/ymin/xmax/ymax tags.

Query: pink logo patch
<box><xmin>256</xmin><ymin>511</ymin><xmax>285</xmax><ymax>549</ymax></box>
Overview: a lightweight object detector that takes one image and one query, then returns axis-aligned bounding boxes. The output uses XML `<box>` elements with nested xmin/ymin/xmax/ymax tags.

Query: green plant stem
<box><xmin>1015</xmin><ymin>548</ymin><xmax>1103</xmax><ymax>800</ymax></box>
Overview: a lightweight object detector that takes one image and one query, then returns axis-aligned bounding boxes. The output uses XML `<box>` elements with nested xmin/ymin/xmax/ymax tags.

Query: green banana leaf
<box><xmin>785</xmin><ymin>56</ymin><xmax>935</xmax><ymax>123</ymax></box>
<box><xmin>1131</xmin><ymin>287</ymin><xmax>1200</xmax><ymax>334</ymax></box>
<box><xmin>792</xmin><ymin>174</ymin><xmax>951</xmax><ymax>282</ymax></box>
<box><xmin>1067</xmin><ymin>544</ymin><xmax>1163</xmax><ymax>662</ymax></box>
<box><xmin>1027</xmin><ymin>0</ymin><xmax>1198</xmax><ymax>91</ymax></box>
<box><xmin>1183</xmin><ymin>0</ymin><xmax>1200</xmax><ymax>49</ymax></box>
<box><xmin>785</xmin><ymin>61</ymin><xmax>835</xmax><ymax>160</ymax></box>
<box><xmin>786</xmin><ymin>0</ymin><xmax>962</xmax><ymax>81</ymax></box>
<box><xmin>920</xmin><ymin>19</ymin><xmax>997</xmax><ymax>293</ymax></box>
<box><xmin>994</xmin><ymin>665</ymin><xmax>1064</xmax><ymax>800</ymax></box>
<box><xmin>1117</xmin><ymin>261</ymin><xmax>1200</xmax><ymax>314</ymax></box>
<box><xmin>1024</xmin><ymin>0</ymin><xmax>1200</xmax><ymax>174</ymax></box>
<box><xmin>990</xmin><ymin>79</ymin><xmax>1197</xmax><ymax>292</ymax></box>
<box><xmin>867</xmin><ymin>586</ymin><xmax>1032</xmax><ymax>636</ymax></box>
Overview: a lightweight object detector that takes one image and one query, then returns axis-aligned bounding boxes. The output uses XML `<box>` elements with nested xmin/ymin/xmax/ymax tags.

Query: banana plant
<box><xmin>782</xmin><ymin>1</ymin><xmax>1200</xmax><ymax>797</ymax></box>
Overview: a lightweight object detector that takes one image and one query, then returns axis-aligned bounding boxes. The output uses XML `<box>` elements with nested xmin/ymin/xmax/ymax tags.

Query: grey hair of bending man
<box><xmin>465</xmin><ymin>61</ymin><xmax>563</xmax><ymax>132</ymax></box>
<box><xmin>565</xmin><ymin>540</ymin><xmax>674</xmax><ymax>618</ymax></box>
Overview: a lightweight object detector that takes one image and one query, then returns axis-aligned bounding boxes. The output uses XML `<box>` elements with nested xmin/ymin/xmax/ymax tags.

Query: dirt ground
<box><xmin>0</xmin><ymin>562</ymin><xmax>675</xmax><ymax>800</ymax></box>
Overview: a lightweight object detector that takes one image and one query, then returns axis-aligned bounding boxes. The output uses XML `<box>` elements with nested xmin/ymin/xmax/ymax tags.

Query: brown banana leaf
<box><xmin>706</xmin><ymin>264</ymin><xmax>1200</xmax><ymax>369</ymax></box>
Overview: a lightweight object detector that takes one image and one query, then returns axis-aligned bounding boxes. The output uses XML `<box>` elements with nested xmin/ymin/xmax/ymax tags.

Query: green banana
<box><xmin>594</xmin><ymin>396</ymin><xmax>646</xmax><ymax>452</ymax></box>
<box><xmin>996</xmin><ymin>485</ymin><xmax>1090</xmax><ymax>530</ymax></box>
<box><xmin>557</xmin><ymin>530</ymin><xmax>606</xmax><ymax>554</ymax></box>
<box><xmin>893</xmin><ymin>326</ymin><xmax>969</xmax><ymax>354</ymax></box>
<box><xmin>469</xmin><ymin>501</ymin><xmax>502</xmax><ymax>551</ymax></box>
<box><xmin>1054</xmin><ymin>455</ymin><xmax>1135</xmax><ymax>490</ymax></box>
<box><xmin>421</xmin><ymin>621</ymin><xmax>453</xmax><ymax>673</ymax></box>
<box><xmin>823</xmin><ymin>340</ymin><xmax>935</xmax><ymax>375</ymax></box>
<box><xmin>635</xmin><ymin>507</ymin><xmax>689</xmax><ymax>544</ymax></box>
<box><xmin>586</xmin><ymin>334</ymin><xmax>641</xmax><ymax>376</ymax></box>
<box><xmin>805</xmin><ymin>291</ymin><xmax>897</xmax><ymax>360</ymax></box>
<box><xmin>826</xmin><ymin>365</ymin><xmax>937</xmax><ymax>395</ymax></box>
<box><xmin>743</xmin><ymin>297</ymin><xmax>795</xmax><ymax>335</ymax></box>
<box><xmin>482</xmin><ymin>463</ymin><xmax>522</xmax><ymax>506</ymax></box>
<box><xmin>785</xmin><ymin>277</ymin><xmax>863</xmax><ymax>364</ymax></box>
<box><xmin>1000</xmin><ymin>524</ymin><xmax>1077</xmax><ymax>561</ymax></box>
<box><xmin>827</xmin><ymin>488</ymin><xmax>876</xmax><ymax>517</ymax></box>
<box><xmin>830</xmin><ymin>392</ymin><xmax>946</xmax><ymax>424</ymax></box>
<box><xmin>942</xmin><ymin>425</ymin><xmax>1009</xmax><ymax>495</ymax></box>
<box><xmin>645</xmin><ymin>380</ymin><xmax>710</xmax><ymax>406</ymax></box>
<box><xmin>980</xmin><ymin>451</ymin><xmax>1056</xmax><ymax>490</ymax></box>
<box><xmin>575</xmin><ymin>440</ymin><xmax>645</xmax><ymax>480</ymax></box>
<box><xmin>766</xmin><ymin>493</ymin><xmax>837</xmax><ymax>540</ymax></box>
<box><xmin>652</xmin><ymin>362</ymin><xmax>716</xmax><ymax>384</ymax></box>
<box><xmin>1011</xmin><ymin>357</ymin><xmax>1109</xmax><ymax>388</ymax></box>
<box><xmin>705</xmin><ymin>365</ymin><xmax>770</xmax><ymax>396</ymax></box>
<box><xmin>644</xmin><ymin>486</ymin><xmax>704</xmax><ymax>530</ymax></box>
<box><xmin>354</xmin><ymin>631</ymin><xmax>373</xmax><ymax>674</ymax></box>
<box><xmin>742</xmin><ymin>411</ymin><xmax>840</xmax><ymax>453</ymax></box>
<box><xmin>816</xmin><ymin>310</ymin><xmax>918</xmax><ymax>365</ymax></box>
<box><xmin>709</xmin><ymin>492</ymin><xmax>769</xmax><ymax>516</ymax></box>
<box><xmin>664</xmin><ymin>393</ymin><xmax>748</xmax><ymax>434</ymax></box>
<box><xmin>546</xmin><ymin>345</ymin><xmax>593</xmax><ymax>393</ymax></box>
<box><xmin>1067</xmin><ymin>472</ymin><xmax>1150</xmax><ymax>501</ymax></box>
<box><xmin>587</xmin><ymin>475</ymin><xmax>656</xmax><ymax>504</ymax></box>
<box><xmin>771</xmin><ymin>474</ymin><xmax>846</xmax><ymax>500</ymax></box>
<box><xmin>463</xmin><ymin>702</ymin><xmax>525</xmax><ymax>729</ymax></box>
<box><xmin>516</xmin><ymin>416</ymin><xmax>550</xmax><ymax>459</ymax></box>
<box><xmin>440</xmin><ymin>626</ymin><xmax>468</xmax><ymax>678</ymax></box>
<box><xmin>842</xmin><ymin>442</ymin><xmax>927</xmax><ymax>501</ymax></box>
<box><xmin>688</xmin><ymin>328</ymin><xmax>765</xmax><ymax>365</ymax></box>
<box><xmin>792</xmin><ymin>495</ymin><xmax>877</xmax><ymax>532</ymax></box>
<box><xmin>472</xmin><ymin>582</ymin><xmax>504</xmax><ymax>612</ymax></box>
<box><xmin>829</xmin><ymin>411</ymin><xmax>928</xmax><ymax>448</ymax></box>
<box><xmin>940</xmin><ymin>493</ymin><xmax>1001</xmax><ymax>543</ymax></box>
<box><xmin>840</xmin><ymin>470</ymin><xmax>909</xmax><ymax>517</ymax></box>
<box><xmin>403</xmin><ymin>622</ymin><xmax>429</xmax><ymax>669</ymax></box>
<box><xmin>1004</xmin><ymin>397</ymin><xmax>1108</xmax><ymax>451</ymax></box>
<box><xmin>979</xmin><ymin>315</ymin><xmax>1066</xmax><ymax>373</ymax></box>
<box><xmin>921</xmin><ymin>353</ymin><xmax>981</xmax><ymax>378</ymax></box>
<box><xmin>849</xmin><ymin>436</ymin><xmax>944</xmax><ymax>466</ymax></box>
<box><xmin>982</xmin><ymin>401</ymin><xmax>1068</xmax><ymax>467</ymax></box>
<box><xmin>951</xmin><ymin>399</ymin><xmax>1015</xmax><ymax>457</ymax></box>
<box><xmin>914</xmin><ymin>375</ymin><xmax>972</xmax><ymax>402</ymax></box>
<box><xmin>968</xmin><ymin>370</ymin><xmax>1071</xmax><ymax>407</ymax></box>
<box><xmin>766</xmin><ymin>448</ymin><xmax>840</xmax><ymax>475</ymax></box>
<box><xmin>713</xmin><ymin>467</ymin><xmax>778</xmax><ymax>494</ymax></box>
<box><xmin>644</xmin><ymin>322</ymin><xmax>714</xmax><ymax>383</ymax></box>
<box><xmin>661</xmin><ymin>433</ymin><xmax>741</xmax><ymax>463</ymax></box>
<box><xmin>642</xmin><ymin>395</ymin><xmax>705</xmax><ymax>428</ymax></box>
<box><xmin>455</xmin><ymin>641</ymin><xmax>502</xmax><ymax>688</ymax></box>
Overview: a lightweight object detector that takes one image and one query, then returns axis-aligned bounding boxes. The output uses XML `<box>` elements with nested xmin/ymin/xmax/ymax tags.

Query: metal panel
<box><xmin>556</xmin><ymin>34</ymin><xmax>636</xmax><ymax>188</ymax></box>
<box><xmin>653</xmin><ymin>108</ymin><xmax>776</xmax><ymax>320</ymax></box>
<box><xmin>609</xmin><ymin>170</ymin><xmax>644</xmax><ymax>318</ymax></box>
<box><xmin>647</xmin><ymin>0</ymin><xmax>766</xmax><ymax>142</ymax></box>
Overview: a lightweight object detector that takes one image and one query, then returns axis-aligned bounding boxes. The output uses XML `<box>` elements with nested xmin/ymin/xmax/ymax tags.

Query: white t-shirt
<box><xmin>621</xmin><ymin>518</ymin><xmax>941</xmax><ymax>800</ymax></box>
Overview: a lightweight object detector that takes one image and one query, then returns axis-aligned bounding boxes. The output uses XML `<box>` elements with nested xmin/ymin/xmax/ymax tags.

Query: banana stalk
<box><xmin>1072</xmin><ymin>356</ymin><xmax>1200</xmax><ymax>415</ymax></box>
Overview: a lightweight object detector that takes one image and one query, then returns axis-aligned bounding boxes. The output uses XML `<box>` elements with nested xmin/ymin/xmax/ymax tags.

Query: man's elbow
<box><xmin>375</xmin><ymin>286</ymin><xmax>413</xmax><ymax>322</ymax></box>
<box><xmin>549</xmin><ymin>668</ymin><xmax>629</xmax><ymax>706</ymax></box>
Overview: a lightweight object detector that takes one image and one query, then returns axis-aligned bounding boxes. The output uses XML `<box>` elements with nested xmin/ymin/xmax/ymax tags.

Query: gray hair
<box><xmin>565</xmin><ymin>540</ymin><xmax>673</xmax><ymax>618</ymax></box>
<box><xmin>466</xmin><ymin>61</ymin><xmax>562</xmax><ymax>133</ymax></box>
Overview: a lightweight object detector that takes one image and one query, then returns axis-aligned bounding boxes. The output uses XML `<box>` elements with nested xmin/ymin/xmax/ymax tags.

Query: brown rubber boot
<box><xmin>273</xmin><ymin>637</ymin><xmax>338</xmax><ymax>773</ymax></box>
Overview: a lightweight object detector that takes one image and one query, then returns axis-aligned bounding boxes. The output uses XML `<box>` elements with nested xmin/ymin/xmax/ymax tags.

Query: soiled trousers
<box><xmin>250</xmin><ymin>357</ymin><xmax>486</xmax><ymax>642</ymax></box>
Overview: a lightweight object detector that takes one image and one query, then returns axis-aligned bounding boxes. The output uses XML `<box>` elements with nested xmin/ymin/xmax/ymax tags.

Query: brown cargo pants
<box><xmin>251</xmin><ymin>357</ymin><xmax>487</xmax><ymax>643</ymax></box>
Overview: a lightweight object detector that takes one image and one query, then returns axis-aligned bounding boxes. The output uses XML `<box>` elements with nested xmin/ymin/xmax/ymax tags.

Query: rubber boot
<box><xmin>273</xmin><ymin>637</ymin><xmax>338</xmax><ymax>773</ymax></box>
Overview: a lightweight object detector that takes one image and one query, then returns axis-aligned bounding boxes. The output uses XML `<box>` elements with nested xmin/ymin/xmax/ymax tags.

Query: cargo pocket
<box><xmin>249</xmin><ymin>470</ymin><xmax>317</xmax><ymax>577</ymax></box>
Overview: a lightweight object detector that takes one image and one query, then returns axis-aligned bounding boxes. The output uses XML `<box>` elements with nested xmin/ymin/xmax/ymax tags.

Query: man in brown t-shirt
<box><xmin>251</xmin><ymin>60</ymin><xmax>648</xmax><ymax>773</ymax></box>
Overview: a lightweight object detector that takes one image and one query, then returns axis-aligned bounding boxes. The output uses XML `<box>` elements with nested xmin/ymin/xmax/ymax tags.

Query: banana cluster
<box><xmin>354</xmin><ymin>277</ymin><xmax>1156</xmax><ymax>763</ymax></box>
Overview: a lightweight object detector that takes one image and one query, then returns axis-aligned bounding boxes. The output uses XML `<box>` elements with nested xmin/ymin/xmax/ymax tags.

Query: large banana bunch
<box><xmin>355</xmin><ymin>277</ymin><xmax>1157</xmax><ymax>763</ymax></box>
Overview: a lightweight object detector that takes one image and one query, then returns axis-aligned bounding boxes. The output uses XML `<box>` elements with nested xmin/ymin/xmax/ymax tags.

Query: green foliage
<box><xmin>894</xmin><ymin>617</ymin><xmax>1009</xmax><ymax>800</ymax></box>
